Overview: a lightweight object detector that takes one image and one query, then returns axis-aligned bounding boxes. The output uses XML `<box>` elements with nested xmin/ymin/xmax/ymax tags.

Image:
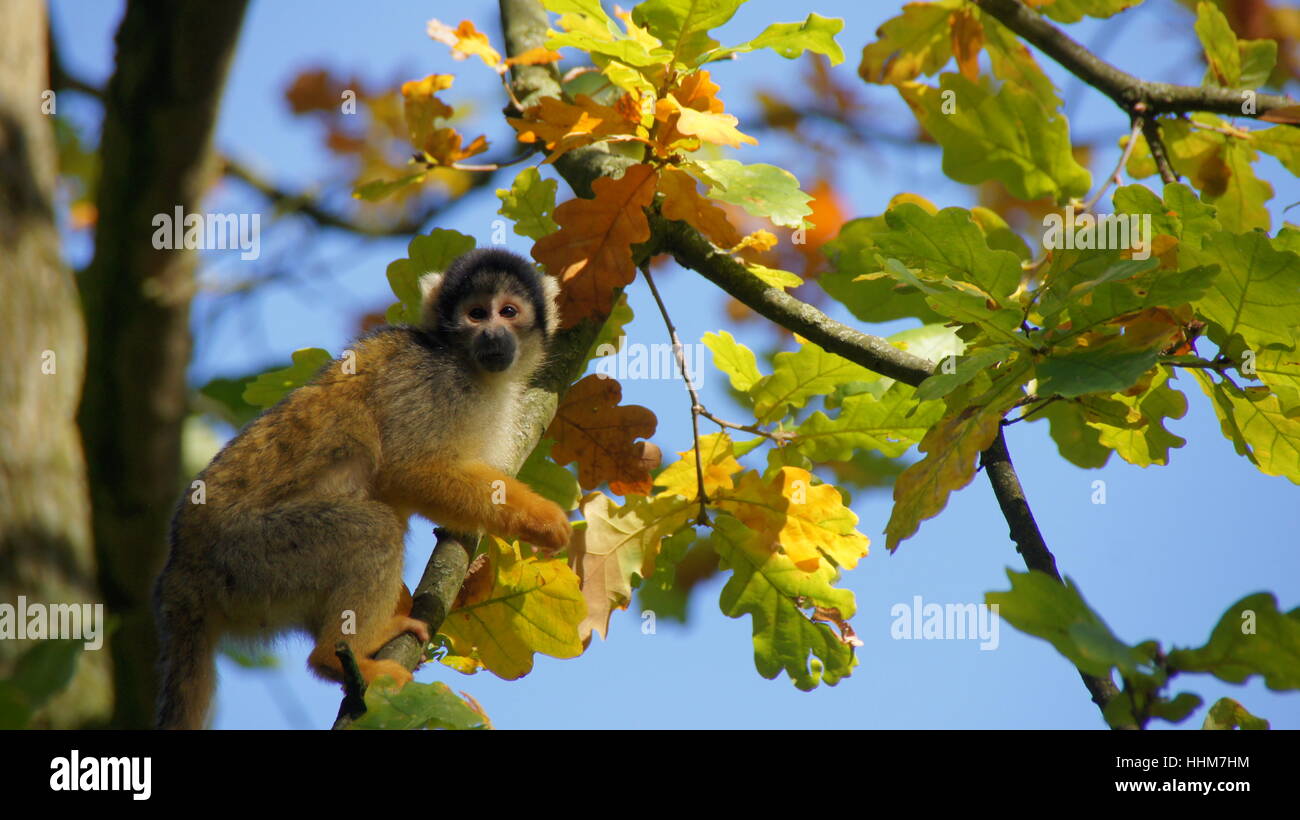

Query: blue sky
<box><xmin>51</xmin><ymin>0</ymin><xmax>1300</xmax><ymax>729</ymax></box>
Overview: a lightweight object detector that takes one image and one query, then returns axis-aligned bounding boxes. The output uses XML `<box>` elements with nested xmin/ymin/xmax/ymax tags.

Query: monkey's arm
<box><xmin>377</xmin><ymin>460</ymin><xmax>570</xmax><ymax>550</ymax></box>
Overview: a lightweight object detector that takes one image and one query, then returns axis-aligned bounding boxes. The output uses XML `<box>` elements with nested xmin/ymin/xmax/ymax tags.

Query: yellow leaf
<box><xmin>439</xmin><ymin>537</ymin><xmax>585</xmax><ymax>679</ymax></box>
<box><xmin>660</xmin><ymin>93</ymin><xmax>757</xmax><ymax>149</ymax></box>
<box><xmin>654</xmin><ymin>432</ymin><xmax>744</xmax><ymax>500</ymax></box>
<box><xmin>504</xmin><ymin>47</ymin><xmax>564</xmax><ymax>67</ymax></box>
<box><xmin>716</xmin><ymin>467</ymin><xmax>869</xmax><ymax>572</ymax></box>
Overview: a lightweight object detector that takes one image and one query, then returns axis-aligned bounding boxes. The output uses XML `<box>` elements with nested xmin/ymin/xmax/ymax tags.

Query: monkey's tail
<box><xmin>153</xmin><ymin>567</ymin><xmax>218</xmax><ymax>730</ymax></box>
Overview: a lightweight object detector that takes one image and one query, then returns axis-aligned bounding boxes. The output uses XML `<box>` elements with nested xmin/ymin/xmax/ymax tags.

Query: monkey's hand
<box><xmin>506</xmin><ymin>493</ymin><xmax>571</xmax><ymax>552</ymax></box>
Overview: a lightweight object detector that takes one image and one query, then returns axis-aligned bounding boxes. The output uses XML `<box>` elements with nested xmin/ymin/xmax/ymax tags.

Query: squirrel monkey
<box><xmin>153</xmin><ymin>248</ymin><xmax>570</xmax><ymax>729</ymax></box>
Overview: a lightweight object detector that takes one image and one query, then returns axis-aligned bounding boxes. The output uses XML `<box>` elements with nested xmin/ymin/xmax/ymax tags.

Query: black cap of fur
<box><xmin>434</xmin><ymin>248</ymin><xmax>551</xmax><ymax>336</ymax></box>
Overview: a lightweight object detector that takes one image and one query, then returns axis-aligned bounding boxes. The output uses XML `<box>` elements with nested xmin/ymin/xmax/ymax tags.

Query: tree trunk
<box><xmin>79</xmin><ymin>0</ymin><xmax>249</xmax><ymax>728</ymax></box>
<box><xmin>0</xmin><ymin>0</ymin><xmax>110</xmax><ymax>727</ymax></box>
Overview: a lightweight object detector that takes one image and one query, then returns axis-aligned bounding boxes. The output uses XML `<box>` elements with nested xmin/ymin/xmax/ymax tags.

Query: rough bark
<box><xmin>0</xmin><ymin>0</ymin><xmax>110</xmax><ymax>727</ymax></box>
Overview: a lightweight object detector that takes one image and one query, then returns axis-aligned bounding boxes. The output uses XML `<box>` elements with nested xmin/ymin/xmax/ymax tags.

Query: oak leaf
<box><xmin>532</xmin><ymin>163</ymin><xmax>659</xmax><ymax>326</ymax></box>
<box><xmin>508</xmin><ymin>94</ymin><xmax>643</xmax><ymax>164</ymax></box>
<box><xmin>546</xmin><ymin>374</ymin><xmax>658</xmax><ymax>494</ymax></box>
<box><xmin>715</xmin><ymin>466</ymin><xmax>869</xmax><ymax>572</ymax></box>
<box><xmin>427</xmin><ymin>19</ymin><xmax>502</xmax><ymax>67</ymax></box>
<box><xmin>568</xmin><ymin>492</ymin><xmax>693</xmax><ymax>642</ymax></box>
<box><xmin>658</xmin><ymin>167</ymin><xmax>742</xmax><ymax>249</ymax></box>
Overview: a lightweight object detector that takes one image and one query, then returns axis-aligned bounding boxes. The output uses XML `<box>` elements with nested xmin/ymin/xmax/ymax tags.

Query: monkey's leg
<box><xmin>380</xmin><ymin>460</ymin><xmax>571</xmax><ymax>550</ymax></box>
<box><xmin>292</xmin><ymin>502</ymin><xmax>429</xmax><ymax>689</ymax></box>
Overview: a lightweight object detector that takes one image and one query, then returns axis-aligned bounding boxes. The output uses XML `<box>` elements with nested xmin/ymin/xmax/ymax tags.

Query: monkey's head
<box><xmin>418</xmin><ymin>248</ymin><xmax>561</xmax><ymax>374</ymax></box>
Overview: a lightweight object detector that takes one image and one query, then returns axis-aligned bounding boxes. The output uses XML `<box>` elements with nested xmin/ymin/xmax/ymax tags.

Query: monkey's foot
<box><xmin>358</xmin><ymin>658</ymin><xmax>413</xmax><ymax>689</ymax></box>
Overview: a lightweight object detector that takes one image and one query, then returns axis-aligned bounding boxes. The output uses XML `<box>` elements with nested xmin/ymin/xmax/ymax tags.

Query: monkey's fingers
<box><xmin>395</xmin><ymin>615</ymin><xmax>431</xmax><ymax>646</ymax></box>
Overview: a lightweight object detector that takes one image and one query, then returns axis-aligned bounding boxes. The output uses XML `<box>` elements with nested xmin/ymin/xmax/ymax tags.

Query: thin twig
<box><xmin>641</xmin><ymin>262</ymin><xmax>710</xmax><ymax>525</ymax></box>
<box><xmin>1080</xmin><ymin>116</ymin><xmax>1144</xmax><ymax>213</ymax></box>
<box><xmin>697</xmin><ymin>407</ymin><xmax>795</xmax><ymax>444</ymax></box>
<box><xmin>1140</xmin><ymin>117</ymin><xmax>1179</xmax><ymax>184</ymax></box>
<box><xmin>1001</xmin><ymin>395</ymin><xmax>1061</xmax><ymax>426</ymax></box>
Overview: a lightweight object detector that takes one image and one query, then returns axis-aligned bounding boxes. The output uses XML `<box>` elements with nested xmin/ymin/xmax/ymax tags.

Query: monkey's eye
<box><xmin>499</xmin><ymin>304</ymin><xmax>519</xmax><ymax>319</ymax></box>
<box><xmin>467</xmin><ymin>306</ymin><xmax>489</xmax><ymax>321</ymax></box>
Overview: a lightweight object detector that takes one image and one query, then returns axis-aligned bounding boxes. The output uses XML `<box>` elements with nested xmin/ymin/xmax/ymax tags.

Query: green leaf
<box><xmin>1252</xmin><ymin>126</ymin><xmax>1300</xmax><ymax>178</ymax></box>
<box><xmin>713</xmin><ymin>514</ymin><xmax>857</xmax><ymax>691</ymax></box>
<box><xmin>703</xmin><ymin>330</ymin><xmax>763</xmax><ymax>393</ymax></box>
<box><xmin>707</xmin><ymin>13</ymin><xmax>844</xmax><ymax>66</ymax></box>
<box><xmin>915</xmin><ymin>345</ymin><xmax>1016</xmax><ymax>401</ymax></box>
<box><xmin>197</xmin><ymin>375</ymin><xmax>263</xmax><ymax>429</ymax></box>
<box><xmin>1148</xmin><ymin>692</ymin><xmax>1203</xmax><ymax>725</ymax></box>
<box><xmin>385</xmin><ymin>228</ymin><xmax>477</xmax><ymax>324</ymax></box>
<box><xmin>1193</xmin><ymin>371</ymin><xmax>1300</xmax><ymax>483</ymax></box>
<box><xmin>689</xmin><ymin>159</ymin><xmax>813</xmax><ymax>229</ymax></box>
<box><xmin>880</xmin><ymin>259</ymin><xmax>1029</xmax><ymax>348</ymax></box>
<box><xmin>497</xmin><ymin>167</ymin><xmax>558</xmax><ymax>240</ymax></box>
<box><xmin>631</xmin><ymin>0</ymin><xmax>746</xmax><ymax>68</ymax></box>
<box><xmin>348</xmin><ymin>680</ymin><xmax>489</xmax><ymax>730</ymax></box>
<box><xmin>898</xmin><ymin>73</ymin><xmax>1091</xmax><ymax>204</ymax></box>
<box><xmin>517</xmin><ymin>439</ymin><xmax>581</xmax><ymax>511</ymax></box>
<box><xmin>858</xmin><ymin>0</ymin><xmax>960</xmax><ymax>84</ymax></box>
<box><xmin>353</xmin><ymin>171</ymin><xmax>427</xmax><ymax>202</ymax></box>
<box><xmin>242</xmin><ymin>348</ymin><xmax>334</xmax><ymax>408</ymax></box>
<box><xmin>1216</xmin><ymin>135</ymin><xmax>1273</xmax><ymax>232</ymax></box>
<box><xmin>1238</xmin><ymin>39</ymin><xmax>1278</xmax><ymax>89</ymax></box>
<box><xmin>1036</xmin><ymin>337</ymin><xmax>1163</xmax><ymax>399</ymax></box>
<box><xmin>878</xmin><ymin>204</ymin><xmax>1024</xmax><ymax>301</ymax></box>
<box><xmin>987</xmin><ymin>570</ymin><xmax>1147</xmax><ymax>680</ymax></box>
<box><xmin>977</xmin><ymin>10</ymin><xmax>1060</xmax><ymax>106</ymax></box>
<box><xmin>1242</xmin><ymin>331</ymin><xmax>1300</xmax><ymax>417</ymax></box>
<box><xmin>1113</xmin><ymin>181</ymin><xmax>1220</xmax><ymax>250</ymax></box>
<box><xmin>1037</xmin><ymin>0</ymin><xmax>1143</xmax><ymax>24</ymax></box>
<box><xmin>792</xmin><ymin>384</ymin><xmax>944</xmax><ymax>461</ymax></box>
<box><xmin>583</xmin><ymin>292</ymin><xmax>635</xmax><ymax>367</ymax></box>
<box><xmin>1195</xmin><ymin>1</ymin><xmax>1242</xmax><ymax>87</ymax></box>
<box><xmin>1202</xmin><ymin>697</ymin><xmax>1270</xmax><ymax>730</ymax></box>
<box><xmin>1090</xmin><ymin>367</ymin><xmax>1188</xmax><ymax>467</ymax></box>
<box><xmin>1184</xmin><ymin>230</ymin><xmax>1300</xmax><ymax>350</ymax></box>
<box><xmin>0</xmin><ymin>640</ymin><xmax>84</xmax><ymax>729</ymax></box>
<box><xmin>1167</xmin><ymin>593</ymin><xmax>1300</xmax><ymax>690</ymax></box>
<box><xmin>820</xmin><ymin>216</ymin><xmax>944</xmax><ymax>323</ymax></box>
<box><xmin>1035</xmin><ymin>399</ymin><xmax>1112</xmax><ymax>469</ymax></box>
<box><xmin>9</xmin><ymin>639</ymin><xmax>83</xmax><ymax>707</ymax></box>
<box><xmin>748</xmin><ymin>339</ymin><xmax>877</xmax><ymax>423</ymax></box>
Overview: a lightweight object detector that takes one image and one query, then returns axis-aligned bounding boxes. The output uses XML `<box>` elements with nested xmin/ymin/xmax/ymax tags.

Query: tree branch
<box><xmin>371</xmin><ymin>0</ymin><xmax>1116</xmax><ymax>731</ymax></box>
<box><xmin>973</xmin><ymin>0</ymin><xmax>1297</xmax><ymax>123</ymax></box>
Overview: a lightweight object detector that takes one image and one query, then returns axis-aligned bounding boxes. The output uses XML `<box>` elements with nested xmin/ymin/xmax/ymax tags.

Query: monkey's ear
<box><xmin>540</xmin><ymin>272</ymin><xmax>561</xmax><ymax>335</ymax></box>
<box><xmin>418</xmin><ymin>272</ymin><xmax>444</xmax><ymax>329</ymax></box>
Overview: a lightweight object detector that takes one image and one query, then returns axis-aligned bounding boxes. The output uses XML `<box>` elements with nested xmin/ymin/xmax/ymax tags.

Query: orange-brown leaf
<box><xmin>427</xmin><ymin>19</ymin><xmax>502</xmax><ymax>67</ymax></box>
<box><xmin>505</xmin><ymin>47</ymin><xmax>564</xmax><ymax>67</ymax></box>
<box><xmin>507</xmin><ymin>95</ymin><xmax>641</xmax><ymax>164</ymax></box>
<box><xmin>546</xmin><ymin>375</ymin><xmax>658</xmax><ymax>494</ymax></box>
<box><xmin>658</xmin><ymin>167</ymin><xmax>742</xmax><ymax>249</ymax></box>
<box><xmin>532</xmin><ymin>164</ymin><xmax>659</xmax><ymax>326</ymax></box>
<box><xmin>949</xmin><ymin>8</ymin><xmax>984</xmax><ymax>83</ymax></box>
